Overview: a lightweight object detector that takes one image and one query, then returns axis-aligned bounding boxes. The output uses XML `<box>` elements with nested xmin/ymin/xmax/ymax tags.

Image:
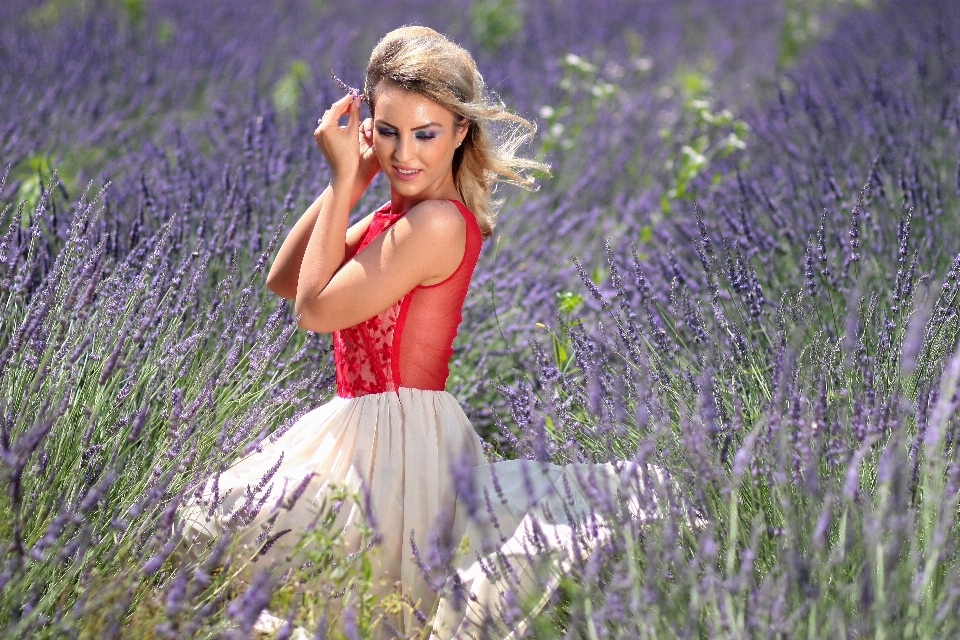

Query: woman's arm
<box><xmin>265</xmin><ymin>177</ymin><xmax>375</xmax><ymax>300</ymax></box>
<box><xmin>266</xmin><ymin>111</ymin><xmax>381</xmax><ymax>300</ymax></box>
<box><xmin>295</xmin><ymin>198</ymin><xmax>466</xmax><ymax>333</ymax></box>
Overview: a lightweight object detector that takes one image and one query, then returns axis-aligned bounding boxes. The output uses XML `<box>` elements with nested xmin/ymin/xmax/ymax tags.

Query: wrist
<box><xmin>329</xmin><ymin>170</ymin><xmax>358</xmax><ymax>190</ymax></box>
<box><xmin>356</xmin><ymin>165</ymin><xmax>379</xmax><ymax>187</ymax></box>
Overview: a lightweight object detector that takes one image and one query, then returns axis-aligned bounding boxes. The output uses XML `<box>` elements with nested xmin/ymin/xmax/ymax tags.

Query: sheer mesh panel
<box><xmin>333</xmin><ymin>200</ymin><xmax>482</xmax><ymax>398</ymax></box>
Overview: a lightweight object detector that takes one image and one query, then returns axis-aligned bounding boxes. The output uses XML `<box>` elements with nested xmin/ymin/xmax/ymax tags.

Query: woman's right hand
<box><xmin>314</xmin><ymin>93</ymin><xmax>362</xmax><ymax>184</ymax></box>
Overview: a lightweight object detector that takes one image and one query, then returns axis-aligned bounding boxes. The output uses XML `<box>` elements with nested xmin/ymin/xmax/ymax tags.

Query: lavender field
<box><xmin>3</xmin><ymin>0</ymin><xmax>960</xmax><ymax>637</ymax></box>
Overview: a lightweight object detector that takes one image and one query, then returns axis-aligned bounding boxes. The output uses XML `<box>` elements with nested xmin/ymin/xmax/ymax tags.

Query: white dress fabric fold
<box><xmin>174</xmin><ymin>387</ymin><xmax>660</xmax><ymax>638</ymax></box>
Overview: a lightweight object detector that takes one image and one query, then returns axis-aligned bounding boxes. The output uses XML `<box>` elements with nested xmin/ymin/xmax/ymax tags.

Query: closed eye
<box><xmin>376</xmin><ymin>127</ymin><xmax>440</xmax><ymax>140</ymax></box>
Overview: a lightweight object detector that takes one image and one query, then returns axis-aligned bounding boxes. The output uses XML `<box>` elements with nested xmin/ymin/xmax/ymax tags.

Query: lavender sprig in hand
<box><xmin>330</xmin><ymin>69</ymin><xmax>367</xmax><ymax>102</ymax></box>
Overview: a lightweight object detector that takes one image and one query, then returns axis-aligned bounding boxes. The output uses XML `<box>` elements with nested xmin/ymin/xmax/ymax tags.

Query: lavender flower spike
<box><xmin>330</xmin><ymin>69</ymin><xmax>367</xmax><ymax>102</ymax></box>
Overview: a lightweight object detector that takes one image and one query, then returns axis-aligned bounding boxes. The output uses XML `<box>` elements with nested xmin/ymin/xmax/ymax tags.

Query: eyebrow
<box><xmin>375</xmin><ymin>119</ymin><xmax>444</xmax><ymax>131</ymax></box>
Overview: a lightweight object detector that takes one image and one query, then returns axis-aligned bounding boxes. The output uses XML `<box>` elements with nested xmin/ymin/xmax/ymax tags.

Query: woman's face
<box><xmin>372</xmin><ymin>82</ymin><xmax>467</xmax><ymax>206</ymax></box>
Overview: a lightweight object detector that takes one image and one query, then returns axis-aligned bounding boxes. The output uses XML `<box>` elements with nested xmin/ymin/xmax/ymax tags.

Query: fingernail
<box><xmin>353</xmin><ymin>96</ymin><xmax>361</xmax><ymax>108</ymax></box>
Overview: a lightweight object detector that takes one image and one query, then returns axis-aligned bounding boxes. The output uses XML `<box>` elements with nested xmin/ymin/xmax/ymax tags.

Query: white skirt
<box><xmin>174</xmin><ymin>388</ymin><xmax>660</xmax><ymax>638</ymax></box>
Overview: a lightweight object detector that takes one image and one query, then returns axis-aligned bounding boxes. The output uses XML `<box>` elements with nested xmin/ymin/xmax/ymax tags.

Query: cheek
<box><xmin>422</xmin><ymin>141</ymin><xmax>453</xmax><ymax>165</ymax></box>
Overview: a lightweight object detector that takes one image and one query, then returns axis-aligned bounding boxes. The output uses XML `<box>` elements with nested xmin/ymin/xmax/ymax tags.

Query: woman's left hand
<box><xmin>358</xmin><ymin>117</ymin><xmax>381</xmax><ymax>182</ymax></box>
<box><xmin>314</xmin><ymin>93</ymin><xmax>362</xmax><ymax>184</ymax></box>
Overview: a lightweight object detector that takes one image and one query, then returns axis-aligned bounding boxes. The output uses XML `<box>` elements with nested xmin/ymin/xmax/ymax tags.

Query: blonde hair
<box><xmin>364</xmin><ymin>26</ymin><xmax>548</xmax><ymax>238</ymax></box>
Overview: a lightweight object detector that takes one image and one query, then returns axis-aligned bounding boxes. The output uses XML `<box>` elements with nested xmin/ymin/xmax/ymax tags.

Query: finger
<box><xmin>347</xmin><ymin>96</ymin><xmax>361</xmax><ymax>130</ymax></box>
<box><xmin>332</xmin><ymin>93</ymin><xmax>355</xmax><ymax>118</ymax></box>
<box><xmin>317</xmin><ymin>106</ymin><xmax>337</xmax><ymax>129</ymax></box>
<box><xmin>317</xmin><ymin>96</ymin><xmax>352</xmax><ymax>130</ymax></box>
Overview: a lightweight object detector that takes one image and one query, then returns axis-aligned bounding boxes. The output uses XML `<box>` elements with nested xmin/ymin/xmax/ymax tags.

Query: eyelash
<box><xmin>376</xmin><ymin>129</ymin><xmax>438</xmax><ymax>140</ymax></box>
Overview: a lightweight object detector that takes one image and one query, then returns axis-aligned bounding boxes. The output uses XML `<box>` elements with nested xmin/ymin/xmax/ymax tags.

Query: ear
<box><xmin>456</xmin><ymin>120</ymin><xmax>469</xmax><ymax>147</ymax></box>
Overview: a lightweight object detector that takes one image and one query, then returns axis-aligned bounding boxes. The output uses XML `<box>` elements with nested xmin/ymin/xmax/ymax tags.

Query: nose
<box><xmin>392</xmin><ymin>133</ymin><xmax>414</xmax><ymax>163</ymax></box>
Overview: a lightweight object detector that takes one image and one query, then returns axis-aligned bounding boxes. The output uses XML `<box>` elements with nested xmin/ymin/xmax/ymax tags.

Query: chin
<box><xmin>390</xmin><ymin>180</ymin><xmax>427</xmax><ymax>196</ymax></box>
<box><xmin>389</xmin><ymin>181</ymin><xmax>412</xmax><ymax>194</ymax></box>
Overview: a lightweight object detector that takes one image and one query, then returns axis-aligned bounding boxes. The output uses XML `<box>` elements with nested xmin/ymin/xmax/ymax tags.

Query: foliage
<box><xmin>272</xmin><ymin>61</ymin><xmax>312</xmax><ymax>121</ymax></box>
<box><xmin>660</xmin><ymin>94</ymin><xmax>750</xmax><ymax>214</ymax></box>
<box><xmin>469</xmin><ymin>0</ymin><xmax>523</xmax><ymax>53</ymax></box>
<box><xmin>777</xmin><ymin>0</ymin><xmax>874</xmax><ymax>68</ymax></box>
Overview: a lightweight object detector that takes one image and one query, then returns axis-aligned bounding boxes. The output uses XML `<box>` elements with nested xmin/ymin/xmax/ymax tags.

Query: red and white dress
<box><xmin>175</xmin><ymin>200</ymin><xmax>654</xmax><ymax>638</ymax></box>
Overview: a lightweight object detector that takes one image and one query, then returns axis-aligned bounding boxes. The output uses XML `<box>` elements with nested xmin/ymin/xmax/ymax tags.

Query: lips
<box><xmin>393</xmin><ymin>165</ymin><xmax>422</xmax><ymax>181</ymax></box>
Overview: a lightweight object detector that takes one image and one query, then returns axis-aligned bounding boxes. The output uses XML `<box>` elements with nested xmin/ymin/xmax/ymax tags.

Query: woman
<box><xmin>175</xmin><ymin>26</ymin><xmax>653</xmax><ymax>638</ymax></box>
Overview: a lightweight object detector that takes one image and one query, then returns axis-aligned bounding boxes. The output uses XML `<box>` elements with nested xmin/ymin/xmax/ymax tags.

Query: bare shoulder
<box><xmin>402</xmin><ymin>199</ymin><xmax>466</xmax><ymax>241</ymax></box>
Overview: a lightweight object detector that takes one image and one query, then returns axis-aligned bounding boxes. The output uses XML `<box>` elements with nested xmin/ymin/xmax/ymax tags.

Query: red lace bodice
<box><xmin>333</xmin><ymin>200</ymin><xmax>482</xmax><ymax>398</ymax></box>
